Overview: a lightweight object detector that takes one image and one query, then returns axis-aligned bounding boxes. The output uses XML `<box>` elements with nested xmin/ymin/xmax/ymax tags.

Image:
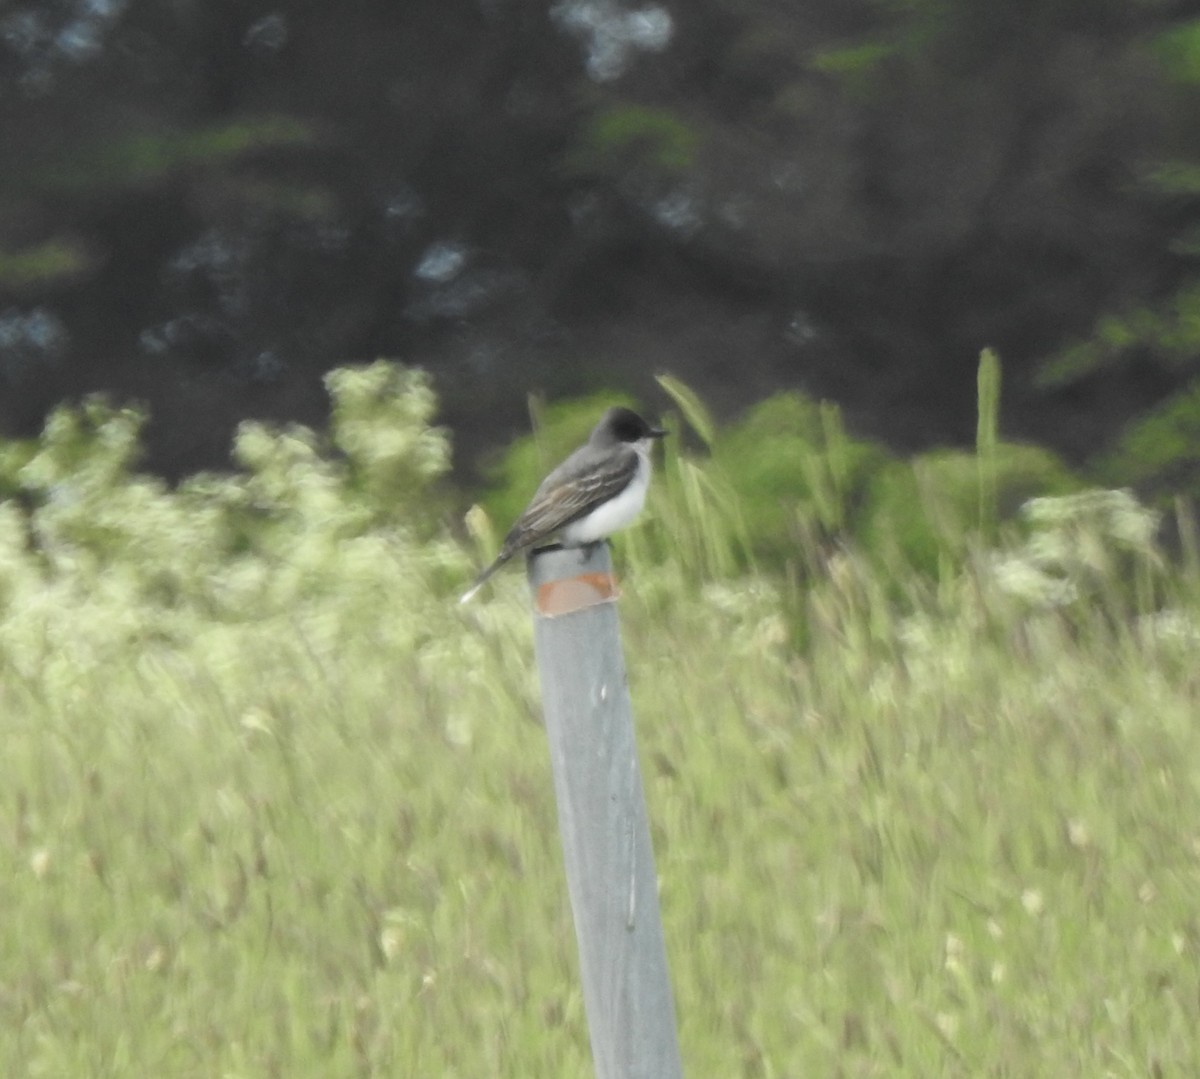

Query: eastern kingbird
<box><xmin>460</xmin><ymin>406</ymin><xmax>667</xmax><ymax>603</ymax></box>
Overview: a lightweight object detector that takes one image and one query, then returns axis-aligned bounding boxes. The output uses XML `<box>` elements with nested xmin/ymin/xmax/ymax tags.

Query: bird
<box><xmin>459</xmin><ymin>406</ymin><xmax>667</xmax><ymax>603</ymax></box>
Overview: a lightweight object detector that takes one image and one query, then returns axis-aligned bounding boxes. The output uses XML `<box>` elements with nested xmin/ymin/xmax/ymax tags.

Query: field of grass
<box><xmin>2</xmin><ymin>363</ymin><xmax>1199</xmax><ymax>1076</ymax></box>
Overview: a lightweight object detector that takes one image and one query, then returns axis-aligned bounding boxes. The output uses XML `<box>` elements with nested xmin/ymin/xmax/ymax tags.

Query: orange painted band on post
<box><xmin>535</xmin><ymin>571</ymin><xmax>621</xmax><ymax>617</ymax></box>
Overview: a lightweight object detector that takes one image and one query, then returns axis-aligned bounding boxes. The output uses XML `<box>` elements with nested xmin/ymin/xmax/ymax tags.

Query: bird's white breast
<box><xmin>559</xmin><ymin>444</ymin><xmax>652</xmax><ymax>546</ymax></box>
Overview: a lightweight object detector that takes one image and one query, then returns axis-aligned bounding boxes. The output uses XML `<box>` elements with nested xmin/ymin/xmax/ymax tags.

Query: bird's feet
<box><xmin>579</xmin><ymin>539</ymin><xmax>609</xmax><ymax>563</ymax></box>
<box><xmin>527</xmin><ymin>540</ymin><xmax>609</xmax><ymax>564</ymax></box>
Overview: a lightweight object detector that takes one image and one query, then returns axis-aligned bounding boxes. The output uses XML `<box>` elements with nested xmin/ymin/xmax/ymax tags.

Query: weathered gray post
<box><xmin>527</xmin><ymin>543</ymin><xmax>684</xmax><ymax>1079</ymax></box>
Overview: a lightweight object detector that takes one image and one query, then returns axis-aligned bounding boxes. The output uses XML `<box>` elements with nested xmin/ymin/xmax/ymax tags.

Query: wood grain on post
<box><xmin>528</xmin><ymin>543</ymin><xmax>684</xmax><ymax>1079</ymax></box>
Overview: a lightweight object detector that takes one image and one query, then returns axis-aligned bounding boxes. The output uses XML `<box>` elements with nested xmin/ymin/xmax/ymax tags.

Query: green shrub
<box><xmin>862</xmin><ymin>443</ymin><xmax>1081</xmax><ymax>576</ymax></box>
<box><xmin>709</xmin><ymin>392</ymin><xmax>889</xmax><ymax>566</ymax></box>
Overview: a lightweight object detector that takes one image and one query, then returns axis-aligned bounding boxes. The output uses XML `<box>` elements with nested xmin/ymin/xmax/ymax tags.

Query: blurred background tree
<box><xmin>1</xmin><ymin>0</ymin><xmax>1198</xmax><ymax>490</ymax></box>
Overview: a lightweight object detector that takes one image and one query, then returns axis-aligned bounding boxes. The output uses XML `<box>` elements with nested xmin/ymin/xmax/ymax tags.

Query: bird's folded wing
<box><xmin>503</xmin><ymin>449</ymin><xmax>637</xmax><ymax>550</ymax></box>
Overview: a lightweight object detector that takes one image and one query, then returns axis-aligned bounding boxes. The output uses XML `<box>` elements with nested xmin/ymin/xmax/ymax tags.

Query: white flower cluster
<box><xmin>0</xmin><ymin>362</ymin><xmax>468</xmax><ymax>687</ymax></box>
<box><xmin>987</xmin><ymin>489</ymin><xmax>1162</xmax><ymax>609</ymax></box>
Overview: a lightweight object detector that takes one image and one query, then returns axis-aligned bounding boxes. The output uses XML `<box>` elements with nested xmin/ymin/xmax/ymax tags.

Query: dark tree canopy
<box><xmin>2</xmin><ymin>0</ymin><xmax>1200</xmax><ymax>481</ymax></box>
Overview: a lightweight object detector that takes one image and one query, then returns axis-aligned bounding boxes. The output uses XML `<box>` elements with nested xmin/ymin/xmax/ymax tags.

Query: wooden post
<box><xmin>528</xmin><ymin>543</ymin><xmax>684</xmax><ymax>1079</ymax></box>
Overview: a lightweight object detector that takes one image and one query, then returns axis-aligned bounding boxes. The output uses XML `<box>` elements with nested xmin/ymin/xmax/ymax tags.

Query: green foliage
<box><xmin>1152</xmin><ymin>17</ymin><xmax>1200</xmax><ymax>84</ymax></box>
<box><xmin>0</xmin><ymin>438</ymin><xmax>37</xmax><ymax>500</ymax></box>
<box><xmin>0</xmin><ymin>238</ymin><xmax>91</xmax><ymax>288</ymax></box>
<box><xmin>1023</xmin><ymin>16</ymin><xmax>1200</xmax><ymax>507</ymax></box>
<box><xmin>640</xmin><ymin>359</ymin><xmax>1075</xmax><ymax>583</ymax></box>
<box><xmin>21</xmin><ymin>396</ymin><xmax>146</xmax><ymax>486</ymax></box>
<box><xmin>1040</xmin><ymin>282</ymin><xmax>1200</xmax><ymax>388</ymax></box>
<box><xmin>474</xmin><ymin>365</ymin><xmax>1083</xmax><ymax>587</ymax></box>
<box><xmin>565</xmin><ymin>105</ymin><xmax>700</xmax><ymax>179</ymax></box>
<box><xmin>807</xmin><ymin>38</ymin><xmax>902</xmax><ymax>96</ymax></box>
<box><xmin>4</xmin><ymin>363</ymin><xmax>1200</xmax><ymax>1075</ymax></box>
<box><xmin>628</xmin><ymin>439</ymin><xmax>752</xmax><ymax>585</ymax></box>
<box><xmin>325</xmin><ymin>361</ymin><xmax>452</xmax><ymax>528</ymax></box>
<box><xmin>1144</xmin><ymin>160</ymin><xmax>1200</xmax><ymax>197</ymax></box>
<box><xmin>976</xmin><ymin>347</ymin><xmax>1002</xmax><ymax>534</ymax></box>
<box><xmin>27</xmin><ymin>116</ymin><xmax>315</xmax><ymax>195</ymax></box>
<box><xmin>656</xmin><ymin>373</ymin><xmax>716</xmax><ymax>448</ymax></box>
<box><xmin>1097</xmin><ymin>378</ymin><xmax>1200</xmax><ymax>500</ymax></box>
<box><xmin>862</xmin><ymin>443</ymin><xmax>1081</xmax><ymax>576</ymax></box>
<box><xmin>709</xmin><ymin>392</ymin><xmax>888</xmax><ymax>565</ymax></box>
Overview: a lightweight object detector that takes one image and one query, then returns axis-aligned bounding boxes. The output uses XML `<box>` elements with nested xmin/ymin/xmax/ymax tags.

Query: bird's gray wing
<box><xmin>500</xmin><ymin>444</ymin><xmax>638</xmax><ymax>554</ymax></box>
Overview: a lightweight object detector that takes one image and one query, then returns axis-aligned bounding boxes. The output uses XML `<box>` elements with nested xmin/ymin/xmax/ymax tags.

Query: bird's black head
<box><xmin>597</xmin><ymin>406</ymin><xmax>668</xmax><ymax>444</ymax></box>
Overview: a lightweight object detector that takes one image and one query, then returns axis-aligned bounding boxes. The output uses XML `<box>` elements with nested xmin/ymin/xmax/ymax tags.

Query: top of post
<box><xmin>527</xmin><ymin>544</ymin><xmax>620</xmax><ymax>618</ymax></box>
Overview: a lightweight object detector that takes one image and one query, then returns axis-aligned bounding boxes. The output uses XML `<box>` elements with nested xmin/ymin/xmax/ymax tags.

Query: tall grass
<box><xmin>2</xmin><ymin>362</ymin><xmax>1199</xmax><ymax>1076</ymax></box>
<box><xmin>976</xmin><ymin>346</ymin><xmax>1001</xmax><ymax>535</ymax></box>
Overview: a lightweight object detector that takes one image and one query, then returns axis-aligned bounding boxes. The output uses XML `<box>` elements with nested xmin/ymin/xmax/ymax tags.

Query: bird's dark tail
<box><xmin>458</xmin><ymin>550</ymin><xmax>513</xmax><ymax>604</ymax></box>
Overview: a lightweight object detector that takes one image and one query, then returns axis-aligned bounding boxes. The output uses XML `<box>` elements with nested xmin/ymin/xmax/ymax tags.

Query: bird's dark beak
<box><xmin>650</xmin><ymin>427</ymin><xmax>668</xmax><ymax>439</ymax></box>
